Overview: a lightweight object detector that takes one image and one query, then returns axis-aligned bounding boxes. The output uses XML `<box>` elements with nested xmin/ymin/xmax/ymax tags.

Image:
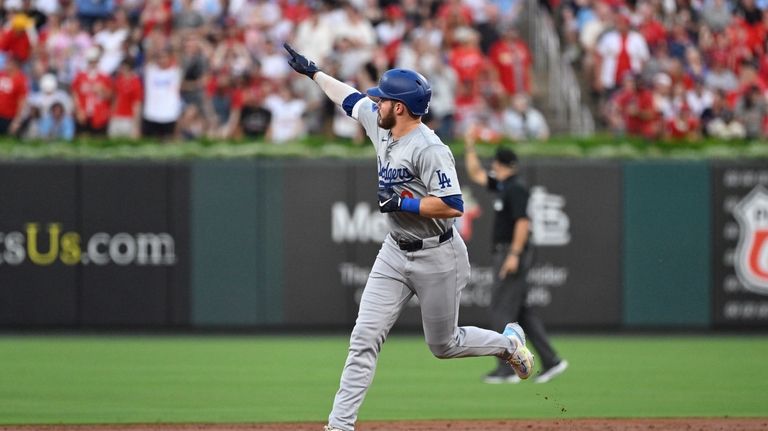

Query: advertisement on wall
<box><xmin>79</xmin><ymin>163</ymin><xmax>190</xmax><ymax>326</ymax></box>
<box><xmin>505</xmin><ymin>160</ymin><xmax>622</xmax><ymax>328</ymax></box>
<box><xmin>712</xmin><ymin>163</ymin><xmax>768</xmax><ymax>327</ymax></box>
<box><xmin>463</xmin><ymin>161</ymin><xmax>621</xmax><ymax>328</ymax></box>
<box><xmin>299</xmin><ymin>160</ymin><xmax>623</xmax><ymax>329</ymax></box>
<box><xmin>281</xmin><ymin>161</ymin><xmax>358</xmax><ymax>326</ymax></box>
<box><xmin>0</xmin><ymin>162</ymin><xmax>190</xmax><ymax>327</ymax></box>
<box><xmin>0</xmin><ymin>163</ymin><xmax>79</xmax><ymax>325</ymax></box>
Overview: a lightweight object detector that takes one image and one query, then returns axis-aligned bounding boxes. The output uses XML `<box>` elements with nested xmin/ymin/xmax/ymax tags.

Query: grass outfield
<box><xmin>0</xmin><ymin>335</ymin><xmax>765</xmax><ymax>424</ymax></box>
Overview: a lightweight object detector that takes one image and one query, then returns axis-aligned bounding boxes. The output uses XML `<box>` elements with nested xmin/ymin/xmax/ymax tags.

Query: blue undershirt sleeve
<box><xmin>342</xmin><ymin>93</ymin><xmax>365</xmax><ymax>117</ymax></box>
<box><xmin>441</xmin><ymin>195</ymin><xmax>464</xmax><ymax>213</ymax></box>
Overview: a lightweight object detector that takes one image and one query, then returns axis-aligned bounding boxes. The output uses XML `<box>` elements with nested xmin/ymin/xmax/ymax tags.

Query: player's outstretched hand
<box><xmin>284</xmin><ymin>43</ymin><xmax>320</xmax><ymax>79</ymax></box>
<box><xmin>377</xmin><ymin>188</ymin><xmax>402</xmax><ymax>213</ymax></box>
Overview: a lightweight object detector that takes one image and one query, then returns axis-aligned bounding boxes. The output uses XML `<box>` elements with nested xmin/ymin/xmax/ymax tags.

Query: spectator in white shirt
<box><xmin>594</xmin><ymin>14</ymin><xmax>650</xmax><ymax>94</ymax></box>
<box><xmin>29</xmin><ymin>73</ymin><xmax>73</xmax><ymax>116</ymax></box>
<box><xmin>334</xmin><ymin>3</ymin><xmax>376</xmax><ymax>49</ymax></box>
<box><xmin>502</xmin><ymin>94</ymin><xmax>550</xmax><ymax>141</ymax></box>
<box><xmin>685</xmin><ymin>78</ymin><xmax>715</xmax><ymax>117</ymax></box>
<box><xmin>93</xmin><ymin>11</ymin><xmax>129</xmax><ymax>74</ymax></box>
<box><xmin>142</xmin><ymin>48</ymin><xmax>182</xmax><ymax>140</ymax></box>
<box><xmin>293</xmin><ymin>5</ymin><xmax>335</xmax><ymax>67</ymax></box>
<box><xmin>704</xmin><ymin>53</ymin><xmax>739</xmax><ymax>93</ymax></box>
<box><xmin>264</xmin><ymin>85</ymin><xmax>307</xmax><ymax>144</ymax></box>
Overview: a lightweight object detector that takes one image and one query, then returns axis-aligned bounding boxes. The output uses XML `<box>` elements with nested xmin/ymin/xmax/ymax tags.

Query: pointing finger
<box><xmin>283</xmin><ymin>42</ymin><xmax>297</xmax><ymax>56</ymax></box>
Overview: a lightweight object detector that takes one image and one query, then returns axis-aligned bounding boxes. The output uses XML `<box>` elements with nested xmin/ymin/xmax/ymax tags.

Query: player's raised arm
<box><xmin>463</xmin><ymin>125</ymin><xmax>489</xmax><ymax>187</ymax></box>
<box><xmin>284</xmin><ymin>43</ymin><xmax>359</xmax><ymax>107</ymax></box>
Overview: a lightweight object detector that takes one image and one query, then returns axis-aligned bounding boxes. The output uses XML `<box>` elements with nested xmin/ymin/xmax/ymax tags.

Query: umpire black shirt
<box><xmin>487</xmin><ymin>174</ymin><xmax>530</xmax><ymax>246</ymax></box>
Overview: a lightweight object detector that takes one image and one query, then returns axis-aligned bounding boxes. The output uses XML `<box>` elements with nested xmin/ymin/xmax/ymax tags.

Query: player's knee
<box><xmin>349</xmin><ymin>326</ymin><xmax>384</xmax><ymax>354</ymax></box>
<box><xmin>428</xmin><ymin>342</ymin><xmax>457</xmax><ymax>359</ymax></box>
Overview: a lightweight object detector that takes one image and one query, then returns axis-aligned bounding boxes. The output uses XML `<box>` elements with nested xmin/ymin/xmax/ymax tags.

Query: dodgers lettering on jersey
<box><xmin>351</xmin><ymin>97</ymin><xmax>462</xmax><ymax>241</ymax></box>
<box><xmin>378</xmin><ymin>160</ymin><xmax>414</xmax><ymax>187</ymax></box>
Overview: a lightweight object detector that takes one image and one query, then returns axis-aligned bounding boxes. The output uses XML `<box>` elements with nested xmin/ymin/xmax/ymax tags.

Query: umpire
<box><xmin>464</xmin><ymin>130</ymin><xmax>568</xmax><ymax>384</ymax></box>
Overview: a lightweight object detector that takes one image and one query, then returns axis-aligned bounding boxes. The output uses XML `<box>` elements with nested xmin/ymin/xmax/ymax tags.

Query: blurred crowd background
<box><xmin>0</xmin><ymin>0</ymin><xmax>766</xmax><ymax>144</ymax></box>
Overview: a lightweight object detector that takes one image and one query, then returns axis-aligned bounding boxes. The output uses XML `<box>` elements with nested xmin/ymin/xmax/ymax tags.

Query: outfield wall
<box><xmin>0</xmin><ymin>159</ymin><xmax>766</xmax><ymax>330</ymax></box>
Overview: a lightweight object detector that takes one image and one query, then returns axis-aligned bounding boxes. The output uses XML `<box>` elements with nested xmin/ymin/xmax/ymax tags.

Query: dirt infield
<box><xmin>4</xmin><ymin>419</ymin><xmax>767</xmax><ymax>431</ymax></box>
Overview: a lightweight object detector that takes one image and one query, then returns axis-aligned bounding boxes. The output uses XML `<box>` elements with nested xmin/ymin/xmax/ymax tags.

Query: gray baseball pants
<box><xmin>328</xmin><ymin>230</ymin><xmax>514</xmax><ymax>431</ymax></box>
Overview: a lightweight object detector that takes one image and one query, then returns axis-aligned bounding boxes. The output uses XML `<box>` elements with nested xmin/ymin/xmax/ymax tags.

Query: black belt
<box><xmin>397</xmin><ymin>229</ymin><xmax>454</xmax><ymax>252</ymax></box>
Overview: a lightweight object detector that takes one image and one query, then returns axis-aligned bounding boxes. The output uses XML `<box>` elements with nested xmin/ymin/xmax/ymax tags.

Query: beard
<box><xmin>377</xmin><ymin>109</ymin><xmax>396</xmax><ymax>129</ymax></box>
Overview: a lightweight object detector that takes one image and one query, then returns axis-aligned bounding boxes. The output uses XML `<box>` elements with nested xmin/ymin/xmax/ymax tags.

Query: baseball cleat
<box><xmin>534</xmin><ymin>360</ymin><xmax>569</xmax><ymax>383</ymax></box>
<box><xmin>502</xmin><ymin>322</ymin><xmax>534</xmax><ymax>379</ymax></box>
<box><xmin>323</xmin><ymin>426</ymin><xmax>345</xmax><ymax>431</ymax></box>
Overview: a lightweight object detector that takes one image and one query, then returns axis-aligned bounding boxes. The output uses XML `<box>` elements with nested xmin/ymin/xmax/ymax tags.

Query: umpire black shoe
<box><xmin>483</xmin><ymin>368</ymin><xmax>521</xmax><ymax>384</ymax></box>
<box><xmin>534</xmin><ymin>360</ymin><xmax>569</xmax><ymax>383</ymax></box>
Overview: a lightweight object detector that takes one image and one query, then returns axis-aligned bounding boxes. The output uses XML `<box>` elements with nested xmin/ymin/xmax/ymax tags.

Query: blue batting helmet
<box><xmin>366</xmin><ymin>69</ymin><xmax>432</xmax><ymax>116</ymax></box>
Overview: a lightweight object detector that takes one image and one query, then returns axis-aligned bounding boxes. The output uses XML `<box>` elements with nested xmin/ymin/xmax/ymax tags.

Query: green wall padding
<box><xmin>623</xmin><ymin>161</ymin><xmax>711</xmax><ymax>327</ymax></box>
<box><xmin>190</xmin><ymin>160</ymin><xmax>283</xmax><ymax>326</ymax></box>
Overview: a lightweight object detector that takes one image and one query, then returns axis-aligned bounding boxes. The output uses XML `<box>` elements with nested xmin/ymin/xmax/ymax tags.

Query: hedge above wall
<box><xmin>1</xmin><ymin>135</ymin><xmax>768</xmax><ymax>161</ymax></box>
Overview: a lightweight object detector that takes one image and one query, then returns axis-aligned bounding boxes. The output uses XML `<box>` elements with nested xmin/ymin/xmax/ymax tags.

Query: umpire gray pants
<box><xmin>328</xmin><ymin>230</ymin><xmax>514</xmax><ymax>431</ymax></box>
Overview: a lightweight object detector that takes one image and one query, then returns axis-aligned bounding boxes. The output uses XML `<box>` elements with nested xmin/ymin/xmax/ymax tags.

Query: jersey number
<box><xmin>437</xmin><ymin>170</ymin><xmax>452</xmax><ymax>189</ymax></box>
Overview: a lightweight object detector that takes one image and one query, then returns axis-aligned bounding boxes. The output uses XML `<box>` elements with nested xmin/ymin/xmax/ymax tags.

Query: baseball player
<box><xmin>463</xmin><ymin>131</ymin><xmax>568</xmax><ymax>384</ymax></box>
<box><xmin>284</xmin><ymin>43</ymin><xmax>534</xmax><ymax>431</ymax></box>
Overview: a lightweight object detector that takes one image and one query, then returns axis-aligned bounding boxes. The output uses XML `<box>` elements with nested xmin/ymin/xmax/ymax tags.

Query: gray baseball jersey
<box><xmin>328</xmin><ymin>96</ymin><xmax>516</xmax><ymax>431</ymax></box>
<box><xmin>352</xmin><ymin>97</ymin><xmax>462</xmax><ymax>241</ymax></box>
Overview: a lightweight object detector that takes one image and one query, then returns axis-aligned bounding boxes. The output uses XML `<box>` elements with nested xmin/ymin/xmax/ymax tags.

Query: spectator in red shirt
<box><xmin>667</xmin><ymin>57</ymin><xmax>694</xmax><ymax>90</ymax></box>
<box><xmin>625</xmin><ymin>76</ymin><xmax>661</xmax><ymax>139</ymax></box>
<box><xmin>206</xmin><ymin>72</ymin><xmax>244</xmax><ymax>139</ymax></box>
<box><xmin>0</xmin><ymin>13</ymin><xmax>37</xmax><ymax>64</ymax></box>
<box><xmin>664</xmin><ymin>105</ymin><xmax>700</xmax><ymax>140</ymax></box>
<box><xmin>71</xmin><ymin>47</ymin><xmax>113</xmax><ymax>136</ymax></box>
<box><xmin>0</xmin><ymin>56</ymin><xmax>28</xmax><ymax>135</ymax></box>
<box><xmin>488</xmin><ymin>25</ymin><xmax>533</xmax><ymax>96</ymax></box>
<box><xmin>605</xmin><ymin>72</ymin><xmax>637</xmax><ymax>135</ymax></box>
<box><xmin>109</xmin><ymin>59</ymin><xmax>142</xmax><ymax>139</ymax></box>
<box><xmin>437</xmin><ymin>0</ymin><xmax>473</xmax><ymax>29</ymax></box>
<box><xmin>757</xmin><ymin>46</ymin><xmax>768</xmax><ymax>84</ymax></box>
<box><xmin>721</xmin><ymin>19</ymin><xmax>754</xmax><ymax>68</ymax></box>
<box><xmin>449</xmin><ymin>26</ymin><xmax>487</xmax><ymax>84</ymax></box>
<box><xmin>453</xmin><ymin>78</ymin><xmax>483</xmax><ymax>135</ymax></box>
<box><xmin>141</xmin><ymin>0</ymin><xmax>172</xmax><ymax>37</ymax></box>
<box><xmin>636</xmin><ymin>1</ymin><xmax>667</xmax><ymax>51</ymax></box>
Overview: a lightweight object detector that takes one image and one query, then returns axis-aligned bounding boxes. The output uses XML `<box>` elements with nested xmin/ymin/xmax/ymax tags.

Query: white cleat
<box><xmin>534</xmin><ymin>360</ymin><xmax>569</xmax><ymax>383</ymax></box>
<box><xmin>483</xmin><ymin>370</ymin><xmax>522</xmax><ymax>384</ymax></box>
<box><xmin>502</xmin><ymin>322</ymin><xmax>535</xmax><ymax>379</ymax></box>
<box><xmin>324</xmin><ymin>426</ymin><xmax>345</xmax><ymax>431</ymax></box>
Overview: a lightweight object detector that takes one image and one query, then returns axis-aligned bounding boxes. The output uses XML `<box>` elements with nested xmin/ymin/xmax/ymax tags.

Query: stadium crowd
<box><xmin>558</xmin><ymin>0</ymin><xmax>768</xmax><ymax>140</ymax></box>
<box><xmin>0</xmin><ymin>0</ymin><xmax>766</xmax><ymax>143</ymax></box>
<box><xmin>0</xmin><ymin>0</ymin><xmax>550</xmax><ymax>143</ymax></box>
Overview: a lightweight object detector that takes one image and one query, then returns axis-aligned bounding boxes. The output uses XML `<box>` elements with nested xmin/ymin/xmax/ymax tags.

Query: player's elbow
<box><xmin>440</xmin><ymin>195</ymin><xmax>464</xmax><ymax>217</ymax></box>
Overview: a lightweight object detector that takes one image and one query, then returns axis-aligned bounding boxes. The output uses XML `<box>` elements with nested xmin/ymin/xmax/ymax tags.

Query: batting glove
<box><xmin>377</xmin><ymin>188</ymin><xmax>402</xmax><ymax>213</ymax></box>
<box><xmin>284</xmin><ymin>43</ymin><xmax>321</xmax><ymax>79</ymax></box>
